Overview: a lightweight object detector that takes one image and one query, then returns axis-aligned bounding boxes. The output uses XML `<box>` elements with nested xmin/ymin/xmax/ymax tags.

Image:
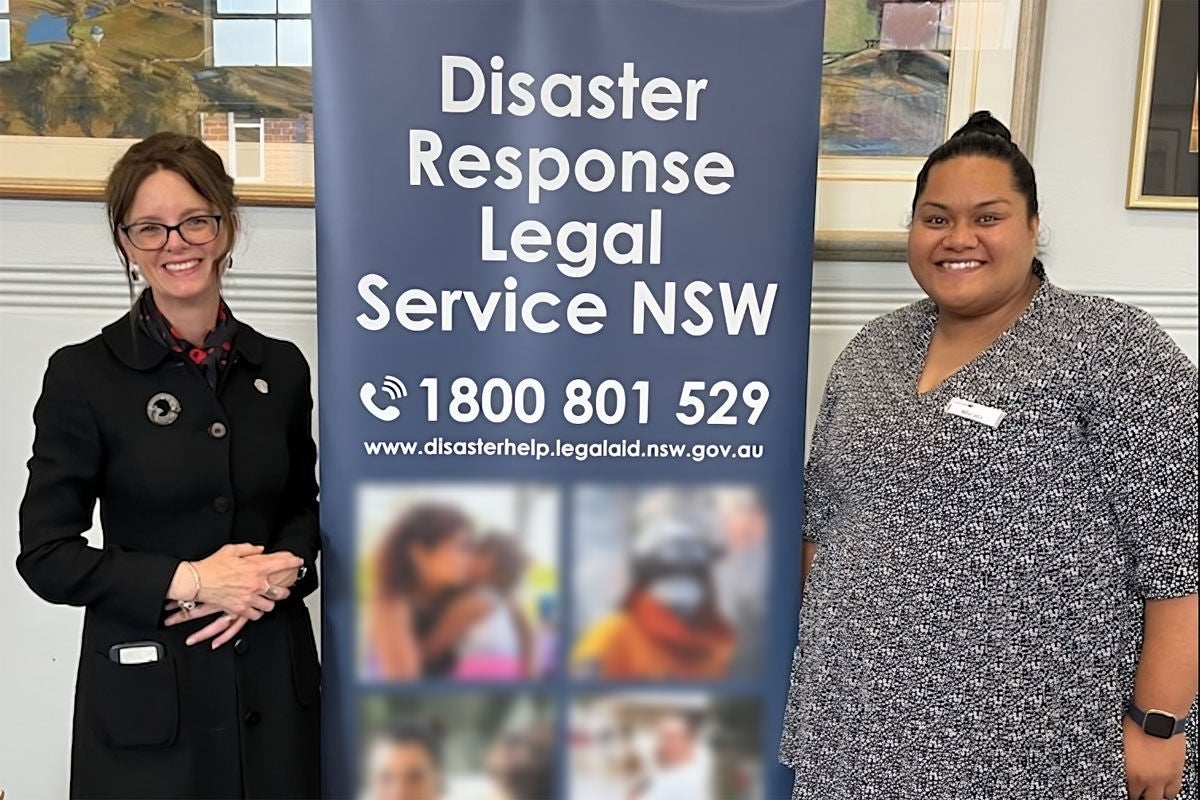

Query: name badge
<box><xmin>109</xmin><ymin>642</ymin><xmax>163</xmax><ymax>664</ymax></box>
<box><xmin>944</xmin><ymin>397</ymin><xmax>1006</xmax><ymax>429</ymax></box>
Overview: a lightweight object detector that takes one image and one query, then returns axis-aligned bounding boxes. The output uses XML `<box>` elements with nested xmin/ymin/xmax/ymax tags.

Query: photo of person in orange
<box><xmin>571</xmin><ymin>485</ymin><xmax>767</xmax><ymax>681</ymax></box>
<box><xmin>574</xmin><ymin>518</ymin><xmax>734</xmax><ymax>680</ymax></box>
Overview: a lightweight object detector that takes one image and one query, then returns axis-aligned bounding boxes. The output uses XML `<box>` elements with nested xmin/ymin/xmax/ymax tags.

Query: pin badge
<box><xmin>254</xmin><ymin>378</ymin><xmax>269</xmax><ymax>394</ymax></box>
<box><xmin>146</xmin><ymin>392</ymin><xmax>181</xmax><ymax>426</ymax></box>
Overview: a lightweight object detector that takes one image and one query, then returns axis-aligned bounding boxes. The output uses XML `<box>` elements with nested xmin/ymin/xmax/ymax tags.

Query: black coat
<box><xmin>17</xmin><ymin>311</ymin><xmax>321</xmax><ymax>800</ymax></box>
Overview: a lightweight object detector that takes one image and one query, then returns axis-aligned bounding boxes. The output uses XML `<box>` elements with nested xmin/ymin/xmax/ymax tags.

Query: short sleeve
<box><xmin>1093</xmin><ymin>307</ymin><xmax>1198</xmax><ymax>599</ymax></box>
<box><xmin>803</xmin><ymin>370</ymin><xmax>843</xmax><ymax>544</ymax></box>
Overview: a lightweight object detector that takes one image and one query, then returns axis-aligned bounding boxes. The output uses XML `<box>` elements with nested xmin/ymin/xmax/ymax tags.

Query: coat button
<box><xmin>208</xmin><ymin>421</ymin><xmax>227</xmax><ymax>439</ymax></box>
<box><xmin>213</xmin><ymin>496</ymin><xmax>231</xmax><ymax>513</ymax></box>
<box><xmin>233</xmin><ymin>637</ymin><xmax>248</xmax><ymax>655</ymax></box>
<box><xmin>243</xmin><ymin>711</ymin><xmax>261</xmax><ymax>727</ymax></box>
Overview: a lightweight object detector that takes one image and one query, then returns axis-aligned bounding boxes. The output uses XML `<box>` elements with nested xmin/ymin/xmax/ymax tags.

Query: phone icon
<box><xmin>360</xmin><ymin>380</ymin><xmax>402</xmax><ymax>421</ymax></box>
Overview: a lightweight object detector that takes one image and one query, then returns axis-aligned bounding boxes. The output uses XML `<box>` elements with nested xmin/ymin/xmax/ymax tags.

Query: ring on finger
<box><xmin>265</xmin><ymin>585</ymin><xmax>279</xmax><ymax>599</ymax></box>
<box><xmin>222</xmin><ymin>613</ymin><xmax>235</xmax><ymax>622</ymax></box>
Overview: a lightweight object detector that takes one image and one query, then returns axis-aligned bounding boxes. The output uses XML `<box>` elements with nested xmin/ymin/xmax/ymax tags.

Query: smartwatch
<box><xmin>1128</xmin><ymin>702</ymin><xmax>1188</xmax><ymax>739</ymax></box>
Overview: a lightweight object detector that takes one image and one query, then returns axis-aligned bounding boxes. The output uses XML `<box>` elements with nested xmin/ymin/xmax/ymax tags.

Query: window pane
<box><xmin>277</xmin><ymin>19</ymin><xmax>311</xmax><ymax>67</ymax></box>
<box><xmin>235</xmin><ymin>124</ymin><xmax>262</xmax><ymax>144</ymax></box>
<box><xmin>234</xmin><ymin>141</ymin><xmax>263</xmax><ymax>179</ymax></box>
<box><xmin>0</xmin><ymin>20</ymin><xmax>9</xmax><ymax>63</ymax></box>
<box><xmin>216</xmin><ymin>0</ymin><xmax>276</xmax><ymax>13</ymax></box>
<box><xmin>0</xmin><ymin>0</ymin><xmax>9</xmax><ymax>12</ymax></box>
<box><xmin>213</xmin><ymin>19</ymin><xmax>277</xmax><ymax>66</ymax></box>
<box><xmin>278</xmin><ymin>0</ymin><xmax>311</xmax><ymax>14</ymax></box>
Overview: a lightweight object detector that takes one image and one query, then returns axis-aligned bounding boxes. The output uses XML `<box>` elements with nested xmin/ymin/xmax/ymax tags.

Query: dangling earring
<box><xmin>130</xmin><ymin>266</ymin><xmax>141</xmax><ymax>282</ymax></box>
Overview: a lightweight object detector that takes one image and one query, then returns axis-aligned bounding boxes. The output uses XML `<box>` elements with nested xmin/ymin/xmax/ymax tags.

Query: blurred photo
<box><xmin>569</xmin><ymin>693</ymin><xmax>762</xmax><ymax>800</ymax></box>
<box><xmin>359</xmin><ymin>484</ymin><xmax>559</xmax><ymax>681</ymax></box>
<box><xmin>360</xmin><ymin>720</ymin><xmax>447</xmax><ymax>800</ymax></box>
<box><xmin>360</xmin><ymin>693</ymin><xmax>554</xmax><ymax>800</ymax></box>
<box><xmin>571</xmin><ymin>486</ymin><xmax>769</xmax><ymax>680</ymax></box>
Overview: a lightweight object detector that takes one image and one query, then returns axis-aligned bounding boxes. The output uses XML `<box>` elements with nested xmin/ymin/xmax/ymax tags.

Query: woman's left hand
<box><xmin>164</xmin><ymin>602</ymin><xmax>250</xmax><ymax>648</ymax></box>
<box><xmin>164</xmin><ymin>553</ymin><xmax>301</xmax><ymax>649</ymax></box>
<box><xmin>1123</xmin><ymin>714</ymin><xmax>1186</xmax><ymax>800</ymax></box>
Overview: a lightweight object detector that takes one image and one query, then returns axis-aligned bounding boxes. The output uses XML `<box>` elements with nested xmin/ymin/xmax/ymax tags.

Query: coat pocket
<box><xmin>84</xmin><ymin>649</ymin><xmax>179</xmax><ymax>748</ymax></box>
<box><xmin>286</xmin><ymin>610</ymin><xmax>321</xmax><ymax>707</ymax></box>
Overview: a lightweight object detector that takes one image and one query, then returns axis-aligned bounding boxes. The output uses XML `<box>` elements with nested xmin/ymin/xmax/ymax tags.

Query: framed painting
<box><xmin>814</xmin><ymin>0</ymin><xmax>1047</xmax><ymax>260</ymax></box>
<box><xmin>0</xmin><ymin>0</ymin><xmax>314</xmax><ymax>205</ymax></box>
<box><xmin>1126</xmin><ymin>0</ymin><xmax>1198</xmax><ymax>210</ymax></box>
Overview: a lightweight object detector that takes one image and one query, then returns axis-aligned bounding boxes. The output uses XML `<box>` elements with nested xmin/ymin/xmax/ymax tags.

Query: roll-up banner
<box><xmin>314</xmin><ymin>2</ymin><xmax>824</xmax><ymax>797</ymax></box>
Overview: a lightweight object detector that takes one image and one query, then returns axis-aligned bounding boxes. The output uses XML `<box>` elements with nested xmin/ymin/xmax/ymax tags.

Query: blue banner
<box><xmin>314</xmin><ymin>2</ymin><xmax>824</xmax><ymax>797</ymax></box>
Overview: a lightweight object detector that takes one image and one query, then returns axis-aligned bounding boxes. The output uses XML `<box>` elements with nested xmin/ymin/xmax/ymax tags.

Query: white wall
<box><xmin>1</xmin><ymin>1</ymin><xmax>1196</xmax><ymax>796</ymax></box>
<box><xmin>0</xmin><ymin>204</ymin><xmax>319</xmax><ymax>797</ymax></box>
<box><xmin>807</xmin><ymin>0</ymin><xmax>1198</xmax><ymax>449</ymax></box>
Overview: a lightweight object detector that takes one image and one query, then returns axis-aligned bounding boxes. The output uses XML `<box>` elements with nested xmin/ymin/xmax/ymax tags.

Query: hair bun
<box><xmin>951</xmin><ymin>110</ymin><xmax>1013</xmax><ymax>143</ymax></box>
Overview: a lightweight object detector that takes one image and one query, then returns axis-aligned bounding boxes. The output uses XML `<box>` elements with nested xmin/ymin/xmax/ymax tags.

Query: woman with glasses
<box><xmin>17</xmin><ymin>133</ymin><xmax>321</xmax><ymax>798</ymax></box>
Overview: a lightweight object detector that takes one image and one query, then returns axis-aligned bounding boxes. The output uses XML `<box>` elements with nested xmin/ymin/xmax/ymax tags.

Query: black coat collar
<box><xmin>102</xmin><ymin>309</ymin><xmax>265</xmax><ymax>372</ymax></box>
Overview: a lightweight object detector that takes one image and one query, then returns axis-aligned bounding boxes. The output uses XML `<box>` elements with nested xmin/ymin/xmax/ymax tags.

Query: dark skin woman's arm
<box><xmin>372</xmin><ymin>596</ymin><xmax>422</xmax><ymax>679</ymax></box>
<box><xmin>1124</xmin><ymin>593</ymin><xmax>1198</xmax><ymax>800</ymax></box>
<box><xmin>801</xmin><ymin>541</ymin><xmax>817</xmax><ymax>593</ymax></box>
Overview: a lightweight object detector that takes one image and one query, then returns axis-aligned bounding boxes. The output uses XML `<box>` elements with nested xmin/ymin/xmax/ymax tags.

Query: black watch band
<box><xmin>1128</xmin><ymin>702</ymin><xmax>1188</xmax><ymax>739</ymax></box>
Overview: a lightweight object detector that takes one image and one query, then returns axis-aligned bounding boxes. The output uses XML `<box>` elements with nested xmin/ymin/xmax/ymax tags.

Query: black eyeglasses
<box><xmin>120</xmin><ymin>215</ymin><xmax>222</xmax><ymax>251</ymax></box>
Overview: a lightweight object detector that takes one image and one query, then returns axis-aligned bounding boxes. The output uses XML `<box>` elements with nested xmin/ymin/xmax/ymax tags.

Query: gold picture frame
<box><xmin>1126</xmin><ymin>0</ymin><xmax>1199</xmax><ymax>211</ymax></box>
<box><xmin>0</xmin><ymin>0</ymin><xmax>314</xmax><ymax>207</ymax></box>
<box><xmin>814</xmin><ymin>0</ymin><xmax>1047</xmax><ymax>261</ymax></box>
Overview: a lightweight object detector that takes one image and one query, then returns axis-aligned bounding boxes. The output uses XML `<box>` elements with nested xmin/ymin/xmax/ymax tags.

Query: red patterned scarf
<box><xmin>137</xmin><ymin>290</ymin><xmax>237</xmax><ymax>389</ymax></box>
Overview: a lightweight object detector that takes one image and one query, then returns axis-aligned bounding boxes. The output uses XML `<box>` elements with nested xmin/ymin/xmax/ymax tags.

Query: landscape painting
<box><xmin>0</xmin><ymin>0</ymin><xmax>314</xmax><ymax>202</ymax></box>
<box><xmin>820</xmin><ymin>0</ymin><xmax>954</xmax><ymax>156</ymax></box>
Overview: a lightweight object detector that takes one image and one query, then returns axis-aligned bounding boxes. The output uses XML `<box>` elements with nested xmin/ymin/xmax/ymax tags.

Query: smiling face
<box><xmin>119</xmin><ymin>168</ymin><xmax>226</xmax><ymax>310</ymax></box>
<box><xmin>907</xmin><ymin>155</ymin><xmax>1040</xmax><ymax>321</ymax></box>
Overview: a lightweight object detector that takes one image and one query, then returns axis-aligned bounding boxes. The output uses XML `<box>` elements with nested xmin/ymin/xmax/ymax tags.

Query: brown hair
<box><xmin>105</xmin><ymin>132</ymin><xmax>240</xmax><ymax>299</ymax></box>
<box><xmin>377</xmin><ymin>502</ymin><xmax>473</xmax><ymax>596</ymax></box>
<box><xmin>477</xmin><ymin>531</ymin><xmax>528</xmax><ymax>594</ymax></box>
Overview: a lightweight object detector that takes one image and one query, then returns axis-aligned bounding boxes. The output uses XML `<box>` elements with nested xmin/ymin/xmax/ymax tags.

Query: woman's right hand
<box><xmin>190</xmin><ymin>543</ymin><xmax>304</xmax><ymax>619</ymax></box>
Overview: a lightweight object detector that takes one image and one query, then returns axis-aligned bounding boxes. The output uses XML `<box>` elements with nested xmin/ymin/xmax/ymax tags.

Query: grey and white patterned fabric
<box><xmin>781</xmin><ymin>277</ymin><xmax>1198</xmax><ymax>799</ymax></box>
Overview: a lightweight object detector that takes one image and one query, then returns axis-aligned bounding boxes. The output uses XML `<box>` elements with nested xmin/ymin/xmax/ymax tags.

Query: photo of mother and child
<box><xmin>361</xmin><ymin>487</ymin><xmax>558</xmax><ymax>681</ymax></box>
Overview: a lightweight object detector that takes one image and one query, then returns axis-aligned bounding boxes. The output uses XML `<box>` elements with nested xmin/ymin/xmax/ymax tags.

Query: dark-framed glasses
<box><xmin>120</xmin><ymin>215</ymin><xmax>222</xmax><ymax>251</ymax></box>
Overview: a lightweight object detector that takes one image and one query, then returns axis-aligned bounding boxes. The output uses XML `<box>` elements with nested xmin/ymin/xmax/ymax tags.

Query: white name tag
<box><xmin>117</xmin><ymin>645</ymin><xmax>161</xmax><ymax>665</ymax></box>
<box><xmin>944</xmin><ymin>397</ymin><xmax>1007</xmax><ymax>429</ymax></box>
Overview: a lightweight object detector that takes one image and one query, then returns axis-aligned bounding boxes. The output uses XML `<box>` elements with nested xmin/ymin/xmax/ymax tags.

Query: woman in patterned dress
<box><xmin>781</xmin><ymin>112</ymin><xmax>1197</xmax><ymax>800</ymax></box>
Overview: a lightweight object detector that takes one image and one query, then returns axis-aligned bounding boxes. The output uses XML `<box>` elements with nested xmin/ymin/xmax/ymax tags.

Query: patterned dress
<box><xmin>781</xmin><ymin>277</ymin><xmax>1198</xmax><ymax>799</ymax></box>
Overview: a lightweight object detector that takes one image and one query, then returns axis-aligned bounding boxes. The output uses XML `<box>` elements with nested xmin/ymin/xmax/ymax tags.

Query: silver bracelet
<box><xmin>180</xmin><ymin>561</ymin><xmax>201</xmax><ymax>612</ymax></box>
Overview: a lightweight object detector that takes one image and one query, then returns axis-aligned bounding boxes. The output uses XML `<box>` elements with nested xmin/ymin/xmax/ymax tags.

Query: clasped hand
<box><xmin>164</xmin><ymin>543</ymin><xmax>304</xmax><ymax>649</ymax></box>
